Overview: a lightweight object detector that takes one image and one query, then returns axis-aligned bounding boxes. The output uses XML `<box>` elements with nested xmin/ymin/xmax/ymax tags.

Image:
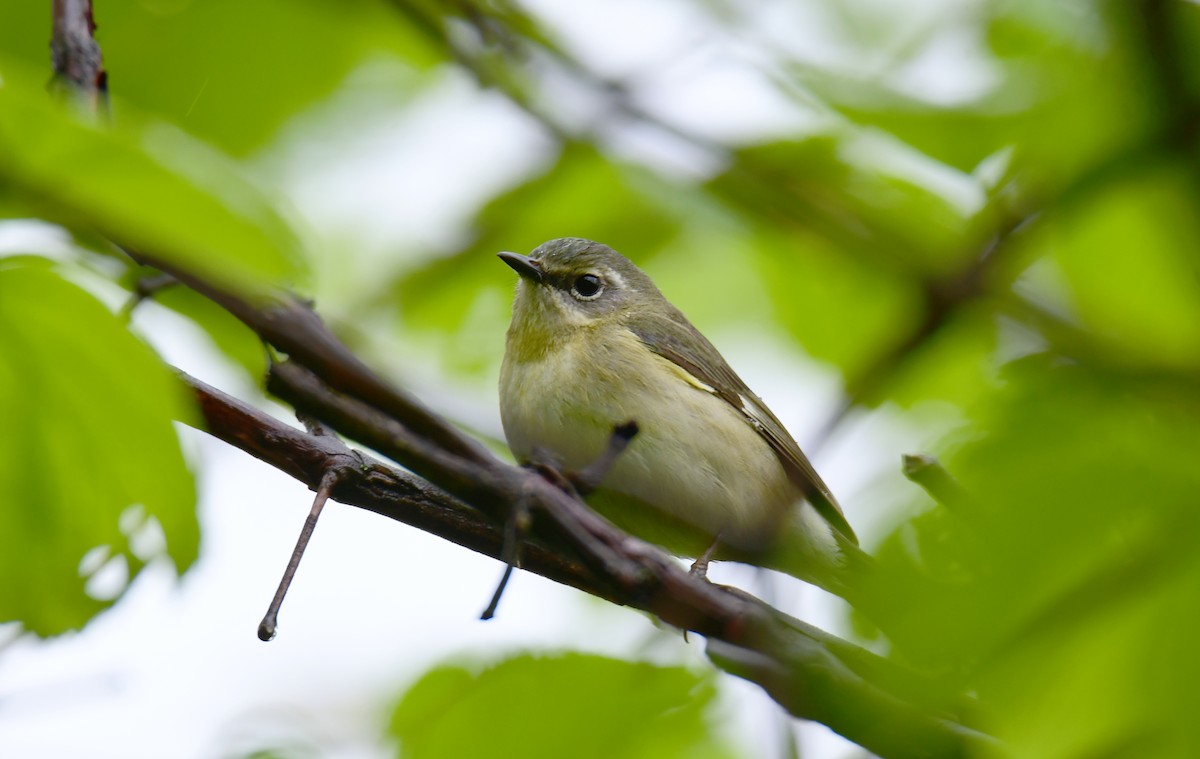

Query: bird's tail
<box><xmin>761</xmin><ymin>518</ymin><xmax>907</xmax><ymax>632</ymax></box>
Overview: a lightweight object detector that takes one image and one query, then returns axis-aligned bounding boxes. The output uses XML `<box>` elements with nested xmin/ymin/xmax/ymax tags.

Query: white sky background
<box><xmin>0</xmin><ymin>0</ymin><xmax>993</xmax><ymax>757</ymax></box>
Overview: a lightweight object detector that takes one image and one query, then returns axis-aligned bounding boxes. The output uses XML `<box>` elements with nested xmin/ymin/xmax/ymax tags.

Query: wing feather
<box><xmin>630</xmin><ymin>310</ymin><xmax>858</xmax><ymax>545</ymax></box>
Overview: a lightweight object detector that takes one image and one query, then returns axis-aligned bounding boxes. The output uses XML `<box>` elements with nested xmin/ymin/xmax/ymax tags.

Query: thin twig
<box><xmin>122</xmin><ymin>248</ymin><xmax>495</xmax><ymax>468</ymax></box>
<box><xmin>183</xmin><ymin>370</ymin><xmax>610</xmax><ymax>597</ymax></box>
<box><xmin>258</xmin><ymin>468</ymin><xmax>339</xmax><ymax>641</ymax></box>
<box><xmin>479</xmin><ymin>491</ymin><xmax>531</xmax><ymax>620</ymax></box>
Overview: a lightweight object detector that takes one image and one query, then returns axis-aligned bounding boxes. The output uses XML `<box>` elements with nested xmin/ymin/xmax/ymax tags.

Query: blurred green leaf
<box><xmin>883</xmin><ymin>303</ymin><xmax>999</xmax><ymax>408</ymax></box>
<box><xmin>390</xmin><ymin>652</ymin><xmax>736</xmax><ymax>759</ymax></box>
<box><xmin>0</xmin><ymin>0</ymin><xmax>441</xmax><ymax>157</ymax></box>
<box><xmin>797</xmin><ymin>70</ymin><xmax>1020</xmax><ymax>173</ymax></box>
<box><xmin>0</xmin><ymin>61</ymin><xmax>307</xmax><ymax>294</ymax></box>
<box><xmin>471</xmin><ymin>144</ymin><xmax>683</xmax><ymax>261</ymax></box>
<box><xmin>873</xmin><ymin>356</ymin><xmax>1200</xmax><ymax>755</ymax></box>
<box><xmin>5</xmin><ymin>0</ymin><xmax>1200</xmax><ymax>755</ymax></box>
<box><xmin>0</xmin><ymin>261</ymin><xmax>198</xmax><ymax>636</ymax></box>
<box><xmin>391</xmin><ymin>145</ymin><xmax>682</xmax><ymax>376</ymax></box>
<box><xmin>712</xmin><ymin>135</ymin><xmax>978</xmax><ymax>277</ymax></box>
<box><xmin>142</xmin><ymin>280</ymin><xmax>268</xmax><ymax>380</ymax></box>
<box><xmin>981</xmin><ymin>1</ymin><xmax>1157</xmax><ymax>195</ymax></box>
<box><xmin>1040</xmin><ymin>168</ymin><xmax>1200</xmax><ymax>371</ymax></box>
<box><xmin>750</xmin><ymin>227</ymin><xmax>924</xmax><ymax>382</ymax></box>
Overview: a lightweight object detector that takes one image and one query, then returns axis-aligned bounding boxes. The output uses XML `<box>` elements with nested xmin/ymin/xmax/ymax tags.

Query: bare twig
<box><xmin>479</xmin><ymin>489</ymin><xmax>531</xmax><ymax>620</ymax></box>
<box><xmin>258</xmin><ymin>468</ymin><xmax>338</xmax><ymax>641</ymax></box>
<box><xmin>846</xmin><ymin>213</ymin><xmax>1034</xmax><ymax>404</ymax></box>
<box><xmin>118</xmin><ymin>272</ymin><xmax>178</xmax><ymax>320</ymax></box>
<box><xmin>265</xmin><ymin>359</ymin><xmax>649</xmax><ymax>588</ymax></box>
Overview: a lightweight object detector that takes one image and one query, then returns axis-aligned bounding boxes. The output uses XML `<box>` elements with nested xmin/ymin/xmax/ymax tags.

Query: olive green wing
<box><xmin>630</xmin><ymin>310</ymin><xmax>858</xmax><ymax>545</ymax></box>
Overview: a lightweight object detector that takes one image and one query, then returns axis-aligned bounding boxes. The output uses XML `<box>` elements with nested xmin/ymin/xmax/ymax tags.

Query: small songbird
<box><xmin>498</xmin><ymin>238</ymin><xmax>863</xmax><ymax>597</ymax></box>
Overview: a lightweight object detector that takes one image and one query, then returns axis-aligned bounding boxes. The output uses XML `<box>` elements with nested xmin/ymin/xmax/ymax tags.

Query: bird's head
<box><xmin>499</xmin><ymin>238</ymin><xmax>664</xmax><ymax>344</ymax></box>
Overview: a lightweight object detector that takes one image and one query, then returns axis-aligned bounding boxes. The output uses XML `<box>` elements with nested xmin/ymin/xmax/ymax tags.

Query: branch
<box><xmin>50</xmin><ymin>0</ymin><xmax>107</xmax><ymax>106</ymax></box>
<box><xmin>184</xmin><ymin>370</ymin><xmax>609</xmax><ymax>599</ymax></box>
<box><xmin>184</xmin><ymin>370</ymin><xmax>993</xmax><ymax>759</ymax></box>
<box><xmin>124</xmin><ymin>247</ymin><xmax>494</xmax><ymax>468</ymax></box>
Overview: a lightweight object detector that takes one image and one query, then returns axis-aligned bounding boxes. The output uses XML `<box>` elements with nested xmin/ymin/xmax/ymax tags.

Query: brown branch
<box><xmin>50</xmin><ymin>0</ymin><xmax>107</xmax><ymax>105</ymax></box>
<box><xmin>264</xmin><ymin>358</ymin><xmax>650</xmax><ymax>589</ymax></box>
<box><xmin>478</xmin><ymin>487</ymin><xmax>531</xmax><ymax>621</ymax></box>
<box><xmin>124</xmin><ymin>247</ymin><xmax>494</xmax><ymax>468</ymax></box>
<box><xmin>185</xmin><ymin>370</ymin><xmax>613</xmax><ymax>599</ymax></box>
<box><xmin>184</xmin><ymin>370</ymin><xmax>993</xmax><ymax>758</ymax></box>
<box><xmin>258</xmin><ymin>466</ymin><xmax>338</xmax><ymax>641</ymax></box>
<box><xmin>482</xmin><ymin>422</ymin><xmax>641</xmax><ymax>620</ymax></box>
<box><xmin>130</xmin><ymin>170</ymin><xmax>994</xmax><ymax>759</ymax></box>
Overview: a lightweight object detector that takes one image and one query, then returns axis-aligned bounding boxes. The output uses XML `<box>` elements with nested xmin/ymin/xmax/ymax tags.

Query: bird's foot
<box><xmin>689</xmin><ymin>534</ymin><xmax>722</xmax><ymax>580</ymax></box>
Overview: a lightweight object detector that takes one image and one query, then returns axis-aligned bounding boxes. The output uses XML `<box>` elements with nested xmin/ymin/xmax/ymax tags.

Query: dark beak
<box><xmin>498</xmin><ymin>251</ymin><xmax>543</xmax><ymax>283</ymax></box>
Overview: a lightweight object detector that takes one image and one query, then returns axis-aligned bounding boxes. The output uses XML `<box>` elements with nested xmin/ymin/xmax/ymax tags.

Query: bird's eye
<box><xmin>571</xmin><ymin>274</ymin><xmax>603</xmax><ymax>300</ymax></box>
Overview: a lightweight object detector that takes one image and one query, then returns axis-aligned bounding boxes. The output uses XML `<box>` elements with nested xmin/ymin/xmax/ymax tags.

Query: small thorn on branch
<box><xmin>258</xmin><ymin>467</ymin><xmax>340</xmax><ymax>641</ymax></box>
<box><xmin>297</xmin><ymin>412</ymin><xmax>337</xmax><ymax>438</ymax></box>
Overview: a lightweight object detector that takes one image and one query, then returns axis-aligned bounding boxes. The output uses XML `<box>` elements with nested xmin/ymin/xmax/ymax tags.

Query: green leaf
<box><xmin>873</xmin><ymin>357</ymin><xmax>1200</xmax><ymax>755</ymax></box>
<box><xmin>712</xmin><ymin>136</ymin><xmax>978</xmax><ymax>277</ymax></box>
<box><xmin>882</xmin><ymin>303</ymin><xmax>999</xmax><ymax>409</ymax></box>
<box><xmin>751</xmin><ymin>227</ymin><xmax>925</xmax><ymax>383</ymax></box>
<box><xmin>0</xmin><ymin>0</ymin><xmax>441</xmax><ymax>157</ymax></box>
<box><xmin>0</xmin><ymin>60</ymin><xmax>308</xmax><ymax>295</ymax></box>
<box><xmin>0</xmin><ymin>261</ymin><xmax>198</xmax><ymax>636</ymax></box>
<box><xmin>981</xmin><ymin>2</ymin><xmax>1157</xmax><ymax>194</ymax></box>
<box><xmin>390</xmin><ymin>145</ymin><xmax>682</xmax><ymax>377</ymax></box>
<box><xmin>390</xmin><ymin>652</ymin><xmax>736</xmax><ymax>759</ymax></box>
<box><xmin>795</xmin><ymin>67</ymin><xmax>1022</xmax><ymax>173</ymax></box>
<box><xmin>1041</xmin><ymin>168</ymin><xmax>1200</xmax><ymax>371</ymax></box>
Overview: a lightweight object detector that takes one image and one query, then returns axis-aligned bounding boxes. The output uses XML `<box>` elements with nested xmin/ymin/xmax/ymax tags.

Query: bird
<box><xmin>497</xmin><ymin>237</ymin><xmax>866</xmax><ymax>598</ymax></box>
